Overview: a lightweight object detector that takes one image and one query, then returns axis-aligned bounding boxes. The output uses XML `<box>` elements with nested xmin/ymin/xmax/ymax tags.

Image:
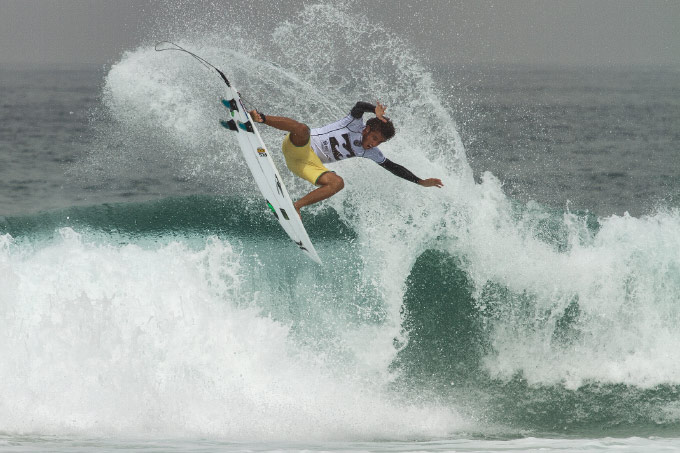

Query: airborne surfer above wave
<box><xmin>249</xmin><ymin>101</ymin><xmax>444</xmax><ymax>217</ymax></box>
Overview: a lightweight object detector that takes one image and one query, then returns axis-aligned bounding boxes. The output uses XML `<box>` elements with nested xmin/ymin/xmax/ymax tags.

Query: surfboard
<box><xmin>152</xmin><ymin>41</ymin><xmax>320</xmax><ymax>263</ymax></box>
<box><xmin>219</xmin><ymin>89</ymin><xmax>322</xmax><ymax>264</ymax></box>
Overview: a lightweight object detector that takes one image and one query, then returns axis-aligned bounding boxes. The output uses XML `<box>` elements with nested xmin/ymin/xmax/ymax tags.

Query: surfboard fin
<box><xmin>221</xmin><ymin>98</ymin><xmax>238</xmax><ymax>112</ymax></box>
<box><xmin>238</xmin><ymin>120</ymin><xmax>255</xmax><ymax>133</ymax></box>
<box><xmin>220</xmin><ymin>119</ymin><xmax>239</xmax><ymax>131</ymax></box>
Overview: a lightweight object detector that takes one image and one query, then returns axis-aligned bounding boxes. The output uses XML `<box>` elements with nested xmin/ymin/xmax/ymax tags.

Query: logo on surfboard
<box><xmin>275</xmin><ymin>175</ymin><xmax>283</xmax><ymax>196</ymax></box>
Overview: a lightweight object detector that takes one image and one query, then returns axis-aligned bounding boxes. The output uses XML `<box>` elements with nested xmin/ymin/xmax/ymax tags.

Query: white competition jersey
<box><xmin>310</xmin><ymin>115</ymin><xmax>386</xmax><ymax>164</ymax></box>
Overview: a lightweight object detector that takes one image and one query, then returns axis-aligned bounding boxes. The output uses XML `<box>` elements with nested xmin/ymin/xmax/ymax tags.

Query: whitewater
<box><xmin>1</xmin><ymin>3</ymin><xmax>680</xmax><ymax>451</ymax></box>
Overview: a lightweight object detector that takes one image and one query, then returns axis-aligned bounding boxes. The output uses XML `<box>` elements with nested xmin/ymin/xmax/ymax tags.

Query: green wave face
<box><xmin>0</xmin><ymin>195</ymin><xmax>353</xmax><ymax>241</ymax></box>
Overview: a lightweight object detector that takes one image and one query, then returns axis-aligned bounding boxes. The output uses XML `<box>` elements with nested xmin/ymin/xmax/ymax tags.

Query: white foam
<box><xmin>474</xmin><ymin>204</ymin><xmax>680</xmax><ymax>389</ymax></box>
<box><xmin>0</xmin><ymin>229</ymin><xmax>463</xmax><ymax>439</ymax></box>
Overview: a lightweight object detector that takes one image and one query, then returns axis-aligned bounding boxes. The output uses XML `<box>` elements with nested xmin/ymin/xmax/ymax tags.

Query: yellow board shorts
<box><xmin>281</xmin><ymin>133</ymin><xmax>332</xmax><ymax>185</ymax></box>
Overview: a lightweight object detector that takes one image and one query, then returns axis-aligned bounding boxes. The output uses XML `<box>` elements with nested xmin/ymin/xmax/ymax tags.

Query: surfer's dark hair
<box><xmin>366</xmin><ymin>117</ymin><xmax>395</xmax><ymax>141</ymax></box>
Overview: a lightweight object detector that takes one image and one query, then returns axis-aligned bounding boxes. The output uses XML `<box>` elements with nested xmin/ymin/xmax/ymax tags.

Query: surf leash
<box><xmin>154</xmin><ymin>41</ymin><xmax>256</xmax><ymax>109</ymax></box>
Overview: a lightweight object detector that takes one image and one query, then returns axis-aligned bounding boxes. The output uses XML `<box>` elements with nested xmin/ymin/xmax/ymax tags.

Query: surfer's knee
<box><xmin>290</xmin><ymin>122</ymin><xmax>310</xmax><ymax>147</ymax></box>
<box><xmin>320</xmin><ymin>172</ymin><xmax>344</xmax><ymax>194</ymax></box>
<box><xmin>333</xmin><ymin>176</ymin><xmax>345</xmax><ymax>193</ymax></box>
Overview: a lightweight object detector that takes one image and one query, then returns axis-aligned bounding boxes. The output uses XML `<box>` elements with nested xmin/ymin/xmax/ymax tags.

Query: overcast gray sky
<box><xmin>1</xmin><ymin>0</ymin><xmax>679</xmax><ymax>67</ymax></box>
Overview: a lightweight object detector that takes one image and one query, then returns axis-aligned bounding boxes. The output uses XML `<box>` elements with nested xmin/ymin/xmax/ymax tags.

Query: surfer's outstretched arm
<box><xmin>378</xmin><ymin>159</ymin><xmax>444</xmax><ymax>188</ymax></box>
<box><xmin>250</xmin><ymin>110</ymin><xmax>309</xmax><ymax>147</ymax></box>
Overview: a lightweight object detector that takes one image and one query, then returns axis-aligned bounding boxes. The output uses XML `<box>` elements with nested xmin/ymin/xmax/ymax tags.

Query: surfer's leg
<box><xmin>288</xmin><ymin>121</ymin><xmax>310</xmax><ymax>147</ymax></box>
<box><xmin>293</xmin><ymin>172</ymin><xmax>344</xmax><ymax>216</ymax></box>
<box><xmin>256</xmin><ymin>113</ymin><xmax>310</xmax><ymax>146</ymax></box>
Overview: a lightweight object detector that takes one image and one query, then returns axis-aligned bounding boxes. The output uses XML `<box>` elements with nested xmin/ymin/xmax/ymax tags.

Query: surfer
<box><xmin>249</xmin><ymin>101</ymin><xmax>443</xmax><ymax>216</ymax></box>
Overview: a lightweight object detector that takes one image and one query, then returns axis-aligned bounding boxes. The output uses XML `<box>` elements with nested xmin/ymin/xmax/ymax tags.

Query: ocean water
<box><xmin>1</xmin><ymin>3</ymin><xmax>680</xmax><ymax>452</ymax></box>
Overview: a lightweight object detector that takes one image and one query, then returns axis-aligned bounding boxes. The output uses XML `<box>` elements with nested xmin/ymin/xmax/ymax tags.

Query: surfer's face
<box><xmin>361</xmin><ymin>127</ymin><xmax>386</xmax><ymax>149</ymax></box>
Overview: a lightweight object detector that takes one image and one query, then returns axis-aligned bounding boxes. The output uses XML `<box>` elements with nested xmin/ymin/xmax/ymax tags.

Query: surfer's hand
<box><xmin>250</xmin><ymin>110</ymin><xmax>264</xmax><ymax>123</ymax></box>
<box><xmin>375</xmin><ymin>101</ymin><xmax>388</xmax><ymax>122</ymax></box>
<box><xmin>418</xmin><ymin>178</ymin><xmax>444</xmax><ymax>188</ymax></box>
